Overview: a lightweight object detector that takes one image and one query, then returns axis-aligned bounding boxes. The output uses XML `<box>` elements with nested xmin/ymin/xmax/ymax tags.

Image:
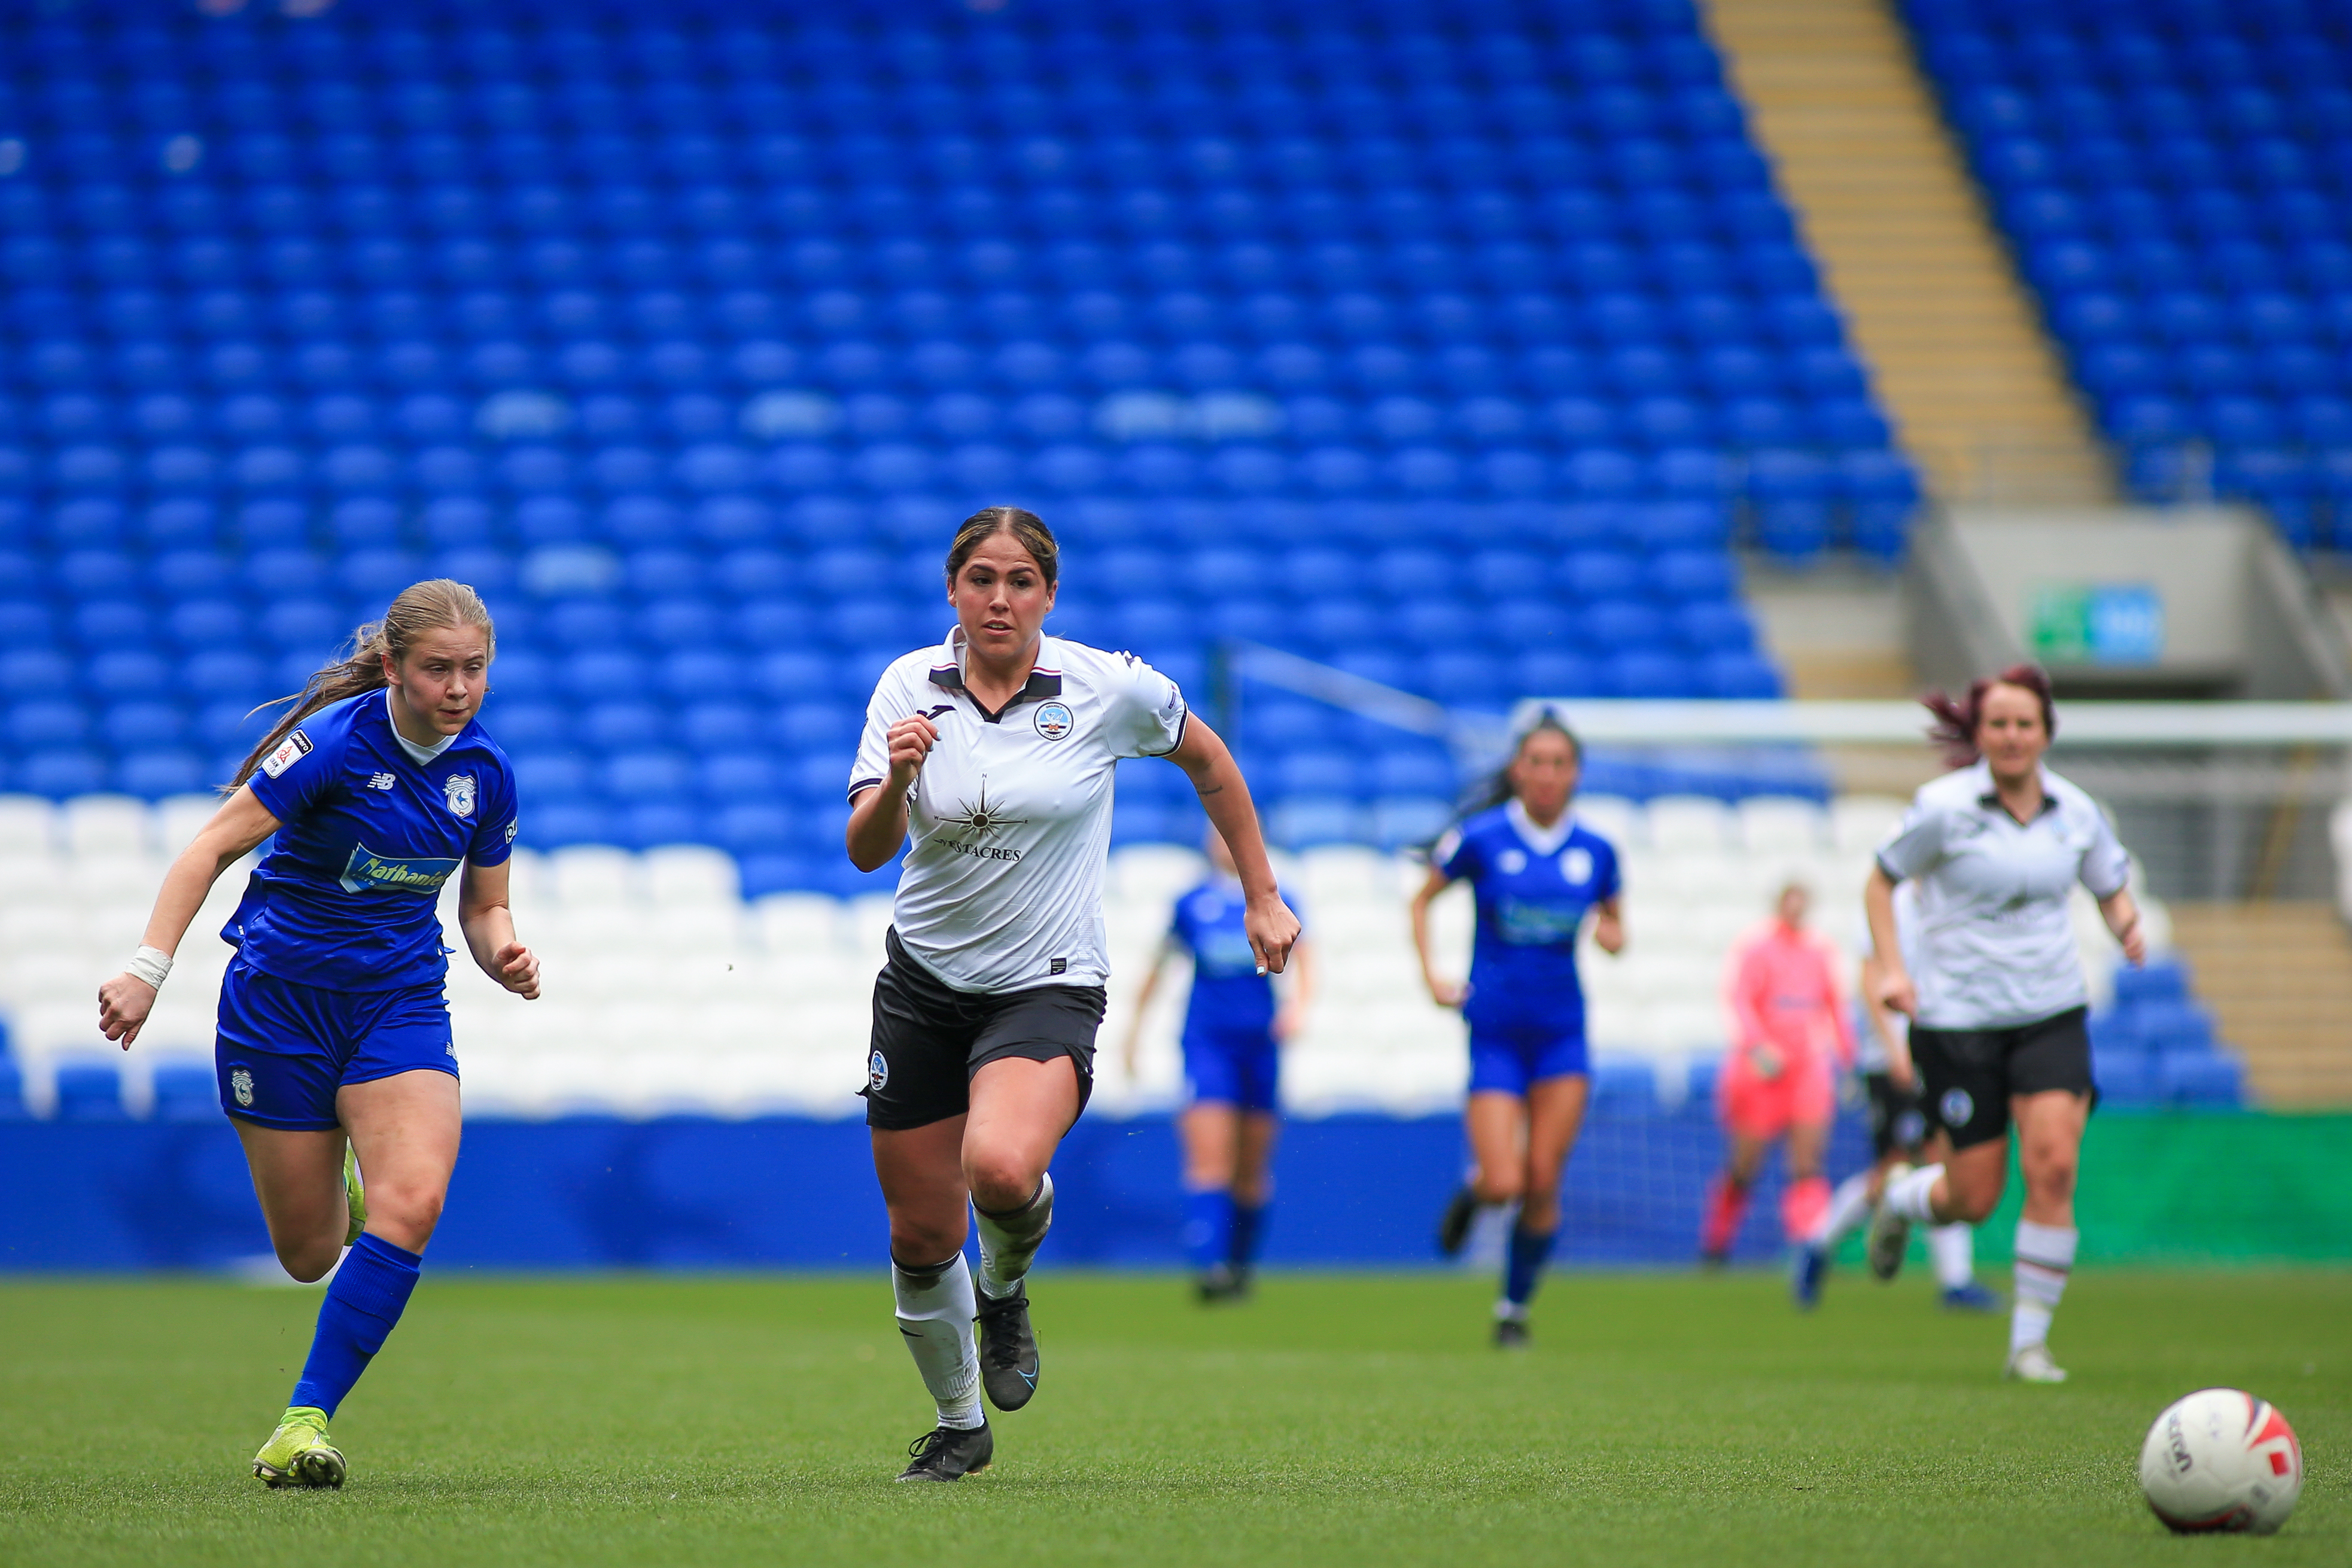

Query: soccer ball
<box><xmin>2137</xmin><ymin>1389</ymin><xmax>2304</xmax><ymax>1534</ymax></box>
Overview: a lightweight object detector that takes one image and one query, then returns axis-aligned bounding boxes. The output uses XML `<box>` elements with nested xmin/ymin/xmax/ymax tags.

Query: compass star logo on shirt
<box><xmin>938</xmin><ymin>780</ymin><xmax>1029</xmax><ymax>863</ymax></box>
<box><xmin>941</xmin><ymin>780</ymin><xmax>1028</xmax><ymax>840</ymax></box>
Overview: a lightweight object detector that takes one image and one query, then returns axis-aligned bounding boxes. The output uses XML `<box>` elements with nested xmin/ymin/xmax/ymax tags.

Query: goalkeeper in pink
<box><xmin>1700</xmin><ymin>881</ymin><xmax>1855</xmax><ymax>1266</ymax></box>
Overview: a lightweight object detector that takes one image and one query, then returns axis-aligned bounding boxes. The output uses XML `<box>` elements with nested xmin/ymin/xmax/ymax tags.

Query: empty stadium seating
<box><xmin>1907</xmin><ymin>0</ymin><xmax>2352</xmax><ymax>548</ymax></box>
<box><xmin>0</xmin><ymin>0</ymin><xmax>1925</xmax><ymax>903</ymax></box>
<box><xmin>2</xmin><ymin>788</ymin><xmax>2235</xmax><ymax>1120</ymax></box>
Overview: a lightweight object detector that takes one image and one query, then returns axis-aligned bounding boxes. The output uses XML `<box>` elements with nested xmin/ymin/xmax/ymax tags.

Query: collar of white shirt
<box><xmin>928</xmin><ymin>628</ymin><xmax>1065</xmax><ymax>722</ymax></box>
<box><xmin>1970</xmin><ymin>761</ymin><xmax>2060</xmax><ymax>820</ymax></box>
<box><xmin>1506</xmin><ymin>797</ymin><xmax>1575</xmax><ymax>856</ymax></box>
<box><xmin>384</xmin><ymin>689</ymin><xmax>457</xmax><ymax>767</ymax></box>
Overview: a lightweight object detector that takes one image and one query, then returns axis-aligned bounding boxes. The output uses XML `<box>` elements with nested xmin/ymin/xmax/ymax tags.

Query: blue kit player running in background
<box><xmin>98</xmin><ymin>580</ymin><xmax>540</xmax><ymax>1489</ymax></box>
<box><xmin>1411</xmin><ymin>712</ymin><xmax>1624</xmax><ymax>1348</ymax></box>
<box><xmin>1122</xmin><ymin>830</ymin><xmax>1315</xmax><ymax>1302</ymax></box>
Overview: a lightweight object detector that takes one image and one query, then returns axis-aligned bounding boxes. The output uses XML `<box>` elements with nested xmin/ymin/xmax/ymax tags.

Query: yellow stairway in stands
<box><xmin>1704</xmin><ymin>0</ymin><xmax>2114</xmax><ymax>504</ymax></box>
<box><xmin>2168</xmin><ymin>903</ymin><xmax>2352</xmax><ymax>1108</ymax></box>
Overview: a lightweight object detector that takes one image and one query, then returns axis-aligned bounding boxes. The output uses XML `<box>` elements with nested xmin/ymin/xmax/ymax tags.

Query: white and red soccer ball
<box><xmin>2138</xmin><ymin>1388</ymin><xmax>2304</xmax><ymax>1534</ymax></box>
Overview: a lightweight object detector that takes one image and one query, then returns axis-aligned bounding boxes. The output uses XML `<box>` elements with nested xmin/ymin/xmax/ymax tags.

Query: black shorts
<box><xmin>1863</xmin><ymin>1071</ymin><xmax>1930</xmax><ymax>1162</ymax></box>
<box><xmin>1907</xmin><ymin>1006</ymin><xmax>2095</xmax><ymax>1152</ymax></box>
<box><xmin>863</xmin><ymin>929</ymin><xmax>1106</xmax><ymax>1132</ymax></box>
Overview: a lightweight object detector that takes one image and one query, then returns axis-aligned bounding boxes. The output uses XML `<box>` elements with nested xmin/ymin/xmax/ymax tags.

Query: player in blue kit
<box><xmin>98</xmin><ymin>580</ymin><xmax>539</xmax><ymax>1488</ymax></box>
<box><xmin>1122</xmin><ymin>832</ymin><xmax>1315</xmax><ymax>1302</ymax></box>
<box><xmin>1411</xmin><ymin>711</ymin><xmax>1624</xmax><ymax>1347</ymax></box>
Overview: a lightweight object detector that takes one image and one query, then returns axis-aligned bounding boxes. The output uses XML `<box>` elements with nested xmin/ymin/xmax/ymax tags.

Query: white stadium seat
<box><xmin>0</xmin><ymin>802</ymin><xmax>2177</xmax><ymax>1120</ymax></box>
<box><xmin>0</xmin><ymin>795</ymin><xmax>58</xmax><ymax>856</ymax></box>
<box><xmin>62</xmin><ymin>795</ymin><xmax>154</xmax><ymax>858</ymax></box>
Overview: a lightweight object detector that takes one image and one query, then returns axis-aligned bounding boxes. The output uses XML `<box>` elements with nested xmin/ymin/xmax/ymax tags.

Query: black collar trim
<box><xmin>928</xmin><ymin>663</ymin><xmax>1064</xmax><ymax>724</ymax></box>
<box><xmin>1977</xmin><ymin>791</ymin><xmax>2060</xmax><ymax>819</ymax></box>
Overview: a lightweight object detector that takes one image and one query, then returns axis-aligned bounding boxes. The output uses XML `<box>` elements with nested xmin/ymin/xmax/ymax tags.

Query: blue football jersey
<box><xmin>228</xmin><ymin>689</ymin><xmax>519</xmax><ymax>992</ymax></box>
<box><xmin>1169</xmin><ymin>878</ymin><xmax>1303</xmax><ymax>1039</ymax></box>
<box><xmin>1435</xmin><ymin>803</ymin><xmax>1621</xmax><ymax>1031</ymax></box>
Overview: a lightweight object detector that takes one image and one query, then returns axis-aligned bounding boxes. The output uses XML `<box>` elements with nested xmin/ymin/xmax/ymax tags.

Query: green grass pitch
<box><xmin>2</xmin><ymin>1269</ymin><xmax>2345</xmax><ymax>1567</ymax></box>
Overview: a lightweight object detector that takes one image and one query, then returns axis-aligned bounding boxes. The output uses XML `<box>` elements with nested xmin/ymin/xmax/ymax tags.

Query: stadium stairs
<box><xmin>1703</xmin><ymin>0</ymin><xmax>2113</xmax><ymax>503</ymax></box>
<box><xmin>2166</xmin><ymin>902</ymin><xmax>2352</xmax><ymax>1107</ymax></box>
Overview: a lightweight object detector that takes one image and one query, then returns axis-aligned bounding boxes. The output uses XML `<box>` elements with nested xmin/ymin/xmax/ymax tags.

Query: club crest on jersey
<box><xmin>1562</xmin><ymin>847</ymin><xmax>1595</xmax><ymax>884</ymax></box>
<box><xmin>338</xmin><ymin>842</ymin><xmax>461</xmax><ymax>896</ymax></box>
<box><xmin>1034</xmin><ymin>700</ymin><xmax>1074</xmax><ymax>741</ymax></box>
<box><xmin>229</xmin><ymin>1067</ymin><xmax>254</xmax><ymax>1107</ymax></box>
<box><xmin>868</xmin><ymin>1051</ymin><xmax>889</xmax><ymax>1092</ymax></box>
<box><xmin>1941</xmin><ymin>1088</ymin><xmax>1976</xmax><ymax>1128</ymax></box>
<box><xmin>258</xmin><ymin>729</ymin><xmax>312</xmax><ymax>779</ymax></box>
<box><xmin>443</xmin><ymin>773</ymin><xmax>477</xmax><ymax>818</ymax></box>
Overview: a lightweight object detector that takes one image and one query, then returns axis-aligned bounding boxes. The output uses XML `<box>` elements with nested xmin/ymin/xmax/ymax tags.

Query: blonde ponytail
<box><xmin>227</xmin><ymin>579</ymin><xmax>495</xmax><ymax>792</ymax></box>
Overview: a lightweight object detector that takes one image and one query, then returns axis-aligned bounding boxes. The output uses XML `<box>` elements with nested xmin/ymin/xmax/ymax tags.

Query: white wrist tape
<box><xmin>124</xmin><ymin>946</ymin><xmax>172</xmax><ymax>990</ymax></box>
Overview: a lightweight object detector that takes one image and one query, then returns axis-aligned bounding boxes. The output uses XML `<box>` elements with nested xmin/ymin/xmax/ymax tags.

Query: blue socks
<box><xmin>1182</xmin><ymin>1188</ymin><xmax>1236</xmax><ymax>1274</ymax></box>
<box><xmin>1503</xmin><ymin>1226</ymin><xmax>1558</xmax><ymax>1309</ymax></box>
<box><xmin>1231</xmin><ymin>1201</ymin><xmax>1268</xmax><ymax>1268</ymax></box>
<box><xmin>290</xmin><ymin>1233</ymin><xmax>422</xmax><ymax>1418</ymax></box>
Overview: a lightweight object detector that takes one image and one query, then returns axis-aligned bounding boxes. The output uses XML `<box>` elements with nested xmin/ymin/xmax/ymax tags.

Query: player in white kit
<box><xmin>1792</xmin><ymin>879</ymin><xmax>1995</xmax><ymax>1311</ymax></box>
<box><xmin>1862</xmin><ymin>667</ymin><xmax>2144</xmax><ymax>1383</ymax></box>
<box><xmin>845</xmin><ymin>506</ymin><xmax>1299</xmax><ymax>1480</ymax></box>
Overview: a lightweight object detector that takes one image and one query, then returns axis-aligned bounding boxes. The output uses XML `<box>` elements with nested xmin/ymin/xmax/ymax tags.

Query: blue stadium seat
<box><xmin>53</xmin><ymin>1061</ymin><xmax>129</xmax><ymax>1121</ymax></box>
<box><xmin>151</xmin><ymin>1061</ymin><xmax>221</xmax><ymax>1123</ymax></box>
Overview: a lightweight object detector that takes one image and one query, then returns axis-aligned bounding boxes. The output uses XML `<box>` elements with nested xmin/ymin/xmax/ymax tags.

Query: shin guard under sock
<box><xmin>1502</xmin><ymin>1226</ymin><xmax>1558</xmax><ymax>1309</ymax></box>
<box><xmin>290</xmin><ymin>1232</ymin><xmax>421</xmax><ymax>1418</ymax></box>
<box><xmin>1182</xmin><ymin>1187</ymin><xmax>1236</xmax><ymax>1274</ymax></box>
<box><xmin>892</xmin><ymin>1252</ymin><xmax>982</xmax><ymax>1430</ymax></box>
<box><xmin>1230</xmin><ymin>1201</ymin><xmax>1269</xmax><ymax>1269</ymax></box>
<box><xmin>1930</xmin><ymin>1223</ymin><xmax>1976</xmax><ymax>1289</ymax></box>
<box><xmin>2011</xmin><ymin>1220</ymin><xmax>2076</xmax><ymax>1354</ymax></box>
<box><xmin>1885</xmin><ymin>1162</ymin><xmax>1945</xmax><ymax>1223</ymax></box>
<box><xmin>975</xmin><ymin>1173</ymin><xmax>1054</xmax><ymax>1298</ymax></box>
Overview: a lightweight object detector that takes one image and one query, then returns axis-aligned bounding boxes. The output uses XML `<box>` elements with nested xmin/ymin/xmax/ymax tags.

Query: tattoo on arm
<box><xmin>1197</xmin><ymin>783</ymin><xmax>1225</xmax><ymax>797</ymax></box>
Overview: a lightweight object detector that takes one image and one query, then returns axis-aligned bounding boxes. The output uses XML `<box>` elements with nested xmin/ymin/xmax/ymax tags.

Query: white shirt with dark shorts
<box><xmin>1875</xmin><ymin>762</ymin><xmax>2131</xmax><ymax>1149</ymax></box>
<box><xmin>848</xmin><ymin>631</ymin><xmax>1188</xmax><ymax>1130</ymax></box>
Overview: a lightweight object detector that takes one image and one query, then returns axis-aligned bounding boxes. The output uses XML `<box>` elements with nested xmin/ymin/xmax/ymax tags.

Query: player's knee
<box><xmin>1942</xmin><ymin>1176</ymin><xmax>2000</xmax><ymax>1225</ymax></box>
<box><xmin>367</xmin><ymin>1180</ymin><xmax>445</xmax><ymax>1249</ymax></box>
<box><xmin>962</xmin><ymin>1149</ymin><xmax>1041</xmax><ymax>1214</ymax></box>
<box><xmin>2024</xmin><ymin>1150</ymin><xmax>2077</xmax><ymax>1204</ymax></box>
<box><xmin>278</xmin><ymin>1239</ymin><xmax>340</xmax><ymax>1283</ymax></box>
<box><xmin>890</xmin><ymin>1214</ymin><xmax>966</xmax><ymax>1264</ymax></box>
<box><xmin>1475</xmin><ymin>1170</ymin><xmax>1524</xmax><ymax>1204</ymax></box>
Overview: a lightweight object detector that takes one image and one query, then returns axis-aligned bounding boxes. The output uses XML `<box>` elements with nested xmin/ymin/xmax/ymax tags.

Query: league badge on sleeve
<box><xmin>444</xmin><ymin>772</ymin><xmax>477</xmax><ymax>819</ymax></box>
<box><xmin>258</xmin><ymin>730</ymin><xmax>312</xmax><ymax>779</ymax></box>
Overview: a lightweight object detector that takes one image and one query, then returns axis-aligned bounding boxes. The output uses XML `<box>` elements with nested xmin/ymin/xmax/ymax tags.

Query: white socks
<box><xmin>1813</xmin><ymin>1173</ymin><xmax>1876</xmax><ymax>1247</ymax></box>
<box><xmin>2011</xmin><ymin>1220</ymin><xmax>2077</xmax><ymax>1354</ymax></box>
<box><xmin>892</xmin><ymin>1253</ymin><xmax>982</xmax><ymax>1431</ymax></box>
<box><xmin>1929</xmin><ymin>1223</ymin><xmax>1975</xmax><ymax>1289</ymax></box>
<box><xmin>975</xmin><ymin>1173</ymin><xmax>1054</xmax><ymax>1299</ymax></box>
<box><xmin>1884</xmin><ymin>1163</ymin><xmax>1945</xmax><ymax>1223</ymax></box>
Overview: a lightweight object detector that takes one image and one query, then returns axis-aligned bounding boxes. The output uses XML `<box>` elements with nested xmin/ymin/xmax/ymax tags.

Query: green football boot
<box><xmin>343</xmin><ymin>1143</ymin><xmax>366</xmax><ymax>1248</ymax></box>
<box><xmin>253</xmin><ymin>1406</ymin><xmax>346</xmax><ymax>1489</ymax></box>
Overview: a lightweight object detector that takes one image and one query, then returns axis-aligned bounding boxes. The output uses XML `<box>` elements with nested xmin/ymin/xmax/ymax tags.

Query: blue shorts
<box><xmin>1467</xmin><ymin>1025</ymin><xmax>1590</xmax><ymax>1097</ymax></box>
<box><xmin>1182</xmin><ymin>1026</ymin><xmax>1280</xmax><ymax>1112</ymax></box>
<box><xmin>214</xmin><ymin>955</ymin><xmax>457</xmax><ymax>1131</ymax></box>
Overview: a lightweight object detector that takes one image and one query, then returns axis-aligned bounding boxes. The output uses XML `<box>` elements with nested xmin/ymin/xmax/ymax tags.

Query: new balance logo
<box><xmin>367</xmin><ymin>772</ymin><xmax>396</xmax><ymax>791</ymax></box>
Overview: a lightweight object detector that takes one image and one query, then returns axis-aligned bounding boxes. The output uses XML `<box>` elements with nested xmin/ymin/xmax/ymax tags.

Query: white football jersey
<box><xmin>850</xmin><ymin>630</ymin><xmax>1188</xmax><ymax>993</ymax></box>
<box><xmin>1874</xmin><ymin>760</ymin><xmax>2129</xmax><ymax>1030</ymax></box>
